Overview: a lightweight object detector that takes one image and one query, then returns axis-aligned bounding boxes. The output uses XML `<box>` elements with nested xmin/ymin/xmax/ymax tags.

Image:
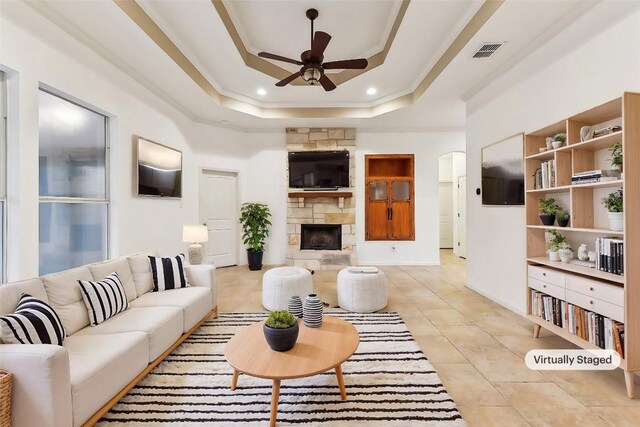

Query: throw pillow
<box><xmin>148</xmin><ymin>254</ymin><xmax>190</xmax><ymax>292</ymax></box>
<box><xmin>0</xmin><ymin>294</ymin><xmax>66</xmax><ymax>345</ymax></box>
<box><xmin>78</xmin><ymin>272</ymin><xmax>129</xmax><ymax>326</ymax></box>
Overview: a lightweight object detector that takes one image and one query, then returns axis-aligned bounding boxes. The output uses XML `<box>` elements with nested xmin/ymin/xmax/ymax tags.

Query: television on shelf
<box><xmin>137</xmin><ymin>137</ymin><xmax>182</xmax><ymax>198</ymax></box>
<box><xmin>288</xmin><ymin>150</ymin><xmax>349</xmax><ymax>189</ymax></box>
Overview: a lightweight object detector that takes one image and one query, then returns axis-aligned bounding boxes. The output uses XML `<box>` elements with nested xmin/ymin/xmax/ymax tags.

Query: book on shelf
<box><xmin>596</xmin><ymin>237</ymin><xmax>624</xmax><ymax>275</ymax></box>
<box><xmin>537</xmin><ymin>160</ymin><xmax>556</xmax><ymax>189</ymax></box>
<box><xmin>530</xmin><ymin>289</ymin><xmax>624</xmax><ymax>358</ymax></box>
<box><xmin>571</xmin><ymin>169</ymin><xmax>621</xmax><ymax>185</ymax></box>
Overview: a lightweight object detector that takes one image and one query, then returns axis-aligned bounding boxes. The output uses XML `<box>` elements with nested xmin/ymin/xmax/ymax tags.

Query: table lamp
<box><xmin>183</xmin><ymin>225</ymin><xmax>208</xmax><ymax>265</ymax></box>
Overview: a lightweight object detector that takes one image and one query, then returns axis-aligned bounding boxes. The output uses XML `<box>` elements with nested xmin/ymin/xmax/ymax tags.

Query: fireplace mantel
<box><xmin>288</xmin><ymin>191</ymin><xmax>353</xmax><ymax>208</ymax></box>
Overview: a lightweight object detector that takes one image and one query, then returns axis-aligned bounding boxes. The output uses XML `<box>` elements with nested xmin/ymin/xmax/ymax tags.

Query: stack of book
<box><xmin>537</xmin><ymin>160</ymin><xmax>556</xmax><ymax>189</ymax></box>
<box><xmin>566</xmin><ymin>303</ymin><xmax>624</xmax><ymax>357</ymax></box>
<box><xmin>571</xmin><ymin>169</ymin><xmax>620</xmax><ymax>185</ymax></box>
<box><xmin>530</xmin><ymin>290</ymin><xmax>625</xmax><ymax>358</ymax></box>
<box><xmin>595</xmin><ymin>237</ymin><xmax>624</xmax><ymax>275</ymax></box>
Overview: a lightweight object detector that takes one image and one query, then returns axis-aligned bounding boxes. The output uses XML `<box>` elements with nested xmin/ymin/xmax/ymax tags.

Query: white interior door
<box><xmin>200</xmin><ymin>170</ymin><xmax>238</xmax><ymax>267</ymax></box>
<box><xmin>457</xmin><ymin>176</ymin><xmax>467</xmax><ymax>258</ymax></box>
<box><xmin>439</xmin><ymin>182</ymin><xmax>453</xmax><ymax>248</ymax></box>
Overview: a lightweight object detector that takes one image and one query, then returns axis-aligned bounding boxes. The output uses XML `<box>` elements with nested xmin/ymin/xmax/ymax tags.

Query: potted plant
<box><xmin>609</xmin><ymin>142</ymin><xmax>623</xmax><ymax>174</ymax></box>
<box><xmin>239</xmin><ymin>203</ymin><xmax>272</xmax><ymax>271</ymax></box>
<box><xmin>547</xmin><ymin>230</ymin><xmax>566</xmax><ymax>262</ymax></box>
<box><xmin>602</xmin><ymin>189</ymin><xmax>623</xmax><ymax>231</ymax></box>
<box><xmin>539</xmin><ymin>197</ymin><xmax>558</xmax><ymax>226</ymax></box>
<box><xmin>263</xmin><ymin>310</ymin><xmax>299</xmax><ymax>352</ymax></box>
<box><xmin>558</xmin><ymin>242</ymin><xmax>574</xmax><ymax>263</ymax></box>
<box><xmin>556</xmin><ymin>208</ymin><xmax>570</xmax><ymax>227</ymax></box>
<box><xmin>552</xmin><ymin>132</ymin><xmax>567</xmax><ymax>149</ymax></box>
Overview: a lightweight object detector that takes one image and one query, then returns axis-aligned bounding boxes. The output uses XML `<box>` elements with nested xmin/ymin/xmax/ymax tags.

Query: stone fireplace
<box><xmin>286</xmin><ymin>127</ymin><xmax>356</xmax><ymax>270</ymax></box>
<box><xmin>300</xmin><ymin>224</ymin><xmax>342</xmax><ymax>250</ymax></box>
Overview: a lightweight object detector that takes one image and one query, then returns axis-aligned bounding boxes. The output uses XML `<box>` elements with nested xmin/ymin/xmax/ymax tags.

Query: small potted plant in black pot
<box><xmin>556</xmin><ymin>208</ymin><xmax>570</xmax><ymax>227</ymax></box>
<box><xmin>263</xmin><ymin>310</ymin><xmax>299</xmax><ymax>352</ymax></box>
<box><xmin>539</xmin><ymin>197</ymin><xmax>558</xmax><ymax>226</ymax></box>
<box><xmin>239</xmin><ymin>202</ymin><xmax>272</xmax><ymax>271</ymax></box>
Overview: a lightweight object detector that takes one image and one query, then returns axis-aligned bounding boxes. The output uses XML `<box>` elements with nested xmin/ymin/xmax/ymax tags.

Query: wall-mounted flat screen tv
<box><xmin>481</xmin><ymin>134</ymin><xmax>525</xmax><ymax>205</ymax></box>
<box><xmin>288</xmin><ymin>150</ymin><xmax>349</xmax><ymax>189</ymax></box>
<box><xmin>137</xmin><ymin>137</ymin><xmax>182</xmax><ymax>198</ymax></box>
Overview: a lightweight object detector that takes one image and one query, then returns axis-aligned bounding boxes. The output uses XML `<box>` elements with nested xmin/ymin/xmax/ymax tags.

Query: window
<box><xmin>38</xmin><ymin>89</ymin><xmax>109</xmax><ymax>275</ymax></box>
<box><xmin>0</xmin><ymin>72</ymin><xmax>6</xmax><ymax>282</ymax></box>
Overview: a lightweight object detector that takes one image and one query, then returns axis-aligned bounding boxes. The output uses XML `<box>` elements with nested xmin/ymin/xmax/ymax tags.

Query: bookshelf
<box><xmin>524</xmin><ymin>92</ymin><xmax>640</xmax><ymax>398</ymax></box>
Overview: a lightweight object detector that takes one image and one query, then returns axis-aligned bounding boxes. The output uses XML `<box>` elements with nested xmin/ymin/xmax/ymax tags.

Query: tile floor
<box><xmin>216</xmin><ymin>250</ymin><xmax>638</xmax><ymax>427</ymax></box>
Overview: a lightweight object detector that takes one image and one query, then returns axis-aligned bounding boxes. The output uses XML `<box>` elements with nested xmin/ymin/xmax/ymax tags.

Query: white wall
<box><xmin>466</xmin><ymin>3</ymin><xmax>640</xmax><ymax>313</ymax></box>
<box><xmin>356</xmin><ymin>132</ymin><xmax>465</xmax><ymax>265</ymax></box>
<box><xmin>0</xmin><ymin>6</ymin><xmax>268</xmax><ymax>280</ymax></box>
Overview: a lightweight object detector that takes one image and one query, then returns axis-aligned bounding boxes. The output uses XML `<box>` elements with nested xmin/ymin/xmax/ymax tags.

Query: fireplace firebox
<box><xmin>300</xmin><ymin>224</ymin><xmax>342</xmax><ymax>250</ymax></box>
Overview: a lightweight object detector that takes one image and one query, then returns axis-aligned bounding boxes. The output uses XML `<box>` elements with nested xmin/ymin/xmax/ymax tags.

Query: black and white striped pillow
<box><xmin>78</xmin><ymin>272</ymin><xmax>129</xmax><ymax>326</ymax></box>
<box><xmin>0</xmin><ymin>294</ymin><xmax>66</xmax><ymax>345</ymax></box>
<box><xmin>148</xmin><ymin>254</ymin><xmax>189</xmax><ymax>292</ymax></box>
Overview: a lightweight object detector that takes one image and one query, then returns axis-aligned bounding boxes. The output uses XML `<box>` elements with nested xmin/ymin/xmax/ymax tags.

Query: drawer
<box><xmin>565</xmin><ymin>289</ymin><xmax>624</xmax><ymax>323</ymax></box>
<box><xmin>529</xmin><ymin>277</ymin><xmax>565</xmax><ymax>300</ymax></box>
<box><xmin>528</xmin><ymin>265</ymin><xmax>565</xmax><ymax>288</ymax></box>
<box><xmin>566</xmin><ymin>275</ymin><xmax>624</xmax><ymax>307</ymax></box>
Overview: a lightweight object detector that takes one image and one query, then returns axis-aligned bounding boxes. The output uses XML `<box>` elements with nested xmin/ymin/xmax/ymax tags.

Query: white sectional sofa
<box><xmin>0</xmin><ymin>251</ymin><xmax>217</xmax><ymax>427</ymax></box>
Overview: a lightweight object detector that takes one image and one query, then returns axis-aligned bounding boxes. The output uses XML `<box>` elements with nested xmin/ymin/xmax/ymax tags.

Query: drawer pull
<box><xmin>543</xmin><ymin>285</ymin><xmax>547</xmax><ymax>288</ymax></box>
<box><xmin>543</xmin><ymin>273</ymin><xmax>546</xmax><ymax>276</ymax></box>
<box><xmin>590</xmin><ymin>287</ymin><xmax>594</xmax><ymax>291</ymax></box>
<box><xmin>589</xmin><ymin>300</ymin><xmax>594</xmax><ymax>305</ymax></box>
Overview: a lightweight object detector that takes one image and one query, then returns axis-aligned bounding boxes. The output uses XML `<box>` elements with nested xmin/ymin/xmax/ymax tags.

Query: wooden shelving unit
<box><xmin>364</xmin><ymin>155</ymin><xmax>415</xmax><ymax>241</ymax></box>
<box><xmin>524</xmin><ymin>92</ymin><xmax>640</xmax><ymax>398</ymax></box>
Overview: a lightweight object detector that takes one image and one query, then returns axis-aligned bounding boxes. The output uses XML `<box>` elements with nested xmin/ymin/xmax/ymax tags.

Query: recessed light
<box><xmin>257</xmin><ymin>88</ymin><xmax>267</xmax><ymax>96</ymax></box>
<box><xmin>366</xmin><ymin>87</ymin><xmax>377</xmax><ymax>95</ymax></box>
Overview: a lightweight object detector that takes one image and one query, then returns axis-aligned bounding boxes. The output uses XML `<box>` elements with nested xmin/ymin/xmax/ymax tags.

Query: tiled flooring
<box><xmin>216</xmin><ymin>250</ymin><xmax>639</xmax><ymax>427</ymax></box>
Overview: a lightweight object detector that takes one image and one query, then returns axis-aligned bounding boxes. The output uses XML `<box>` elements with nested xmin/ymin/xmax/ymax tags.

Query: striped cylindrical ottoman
<box><xmin>337</xmin><ymin>267</ymin><xmax>387</xmax><ymax>313</ymax></box>
<box><xmin>262</xmin><ymin>267</ymin><xmax>313</xmax><ymax>311</ymax></box>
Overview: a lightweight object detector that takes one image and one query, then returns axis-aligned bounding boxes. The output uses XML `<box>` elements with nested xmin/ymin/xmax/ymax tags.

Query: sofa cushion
<box><xmin>65</xmin><ymin>332</ymin><xmax>148</xmax><ymax>426</ymax></box>
<box><xmin>0</xmin><ymin>294</ymin><xmax>66</xmax><ymax>345</ymax></box>
<box><xmin>128</xmin><ymin>250</ymin><xmax>157</xmax><ymax>296</ymax></box>
<box><xmin>79</xmin><ymin>272</ymin><xmax>129</xmax><ymax>326</ymax></box>
<box><xmin>0</xmin><ymin>278</ymin><xmax>48</xmax><ymax>316</ymax></box>
<box><xmin>42</xmin><ymin>266</ymin><xmax>94</xmax><ymax>335</ymax></box>
<box><xmin>88</xmin><ymin>257</ymin><xmax>137</xmax><ymax>302</ymax></box>
<box><xmin>74</xmin><ymin>306</ymin><xmax>183</xmax><ymax>362</ymax></box>
<box><xmin>149</xmin><ymin>254</ymin><xmax>190</xmax><ymax>292</ymax></box>
<box><xmin>130</xmin><ymin>287</ymin><xmax>212</xmax><ymax>331</ymax></box>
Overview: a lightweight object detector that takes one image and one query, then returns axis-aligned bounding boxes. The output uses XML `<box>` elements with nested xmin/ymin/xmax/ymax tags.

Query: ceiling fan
<box><xmin>258</xmin><ymin>8</ymin><xmax>368</xmax><ymax>91</ymax></box>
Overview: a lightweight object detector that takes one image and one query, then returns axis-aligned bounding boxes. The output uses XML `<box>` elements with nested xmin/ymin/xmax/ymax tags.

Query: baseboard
<box><xmin>82</xmin><ymin>307</ymin><xmax>218</xmax><ymax>426</ymax></box>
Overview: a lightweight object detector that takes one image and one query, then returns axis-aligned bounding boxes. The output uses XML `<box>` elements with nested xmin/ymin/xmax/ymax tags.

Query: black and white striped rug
<box><xmin>98</xmin><ymin>312</ymin><xmax>465</xmax><ymax>426</ymax></box>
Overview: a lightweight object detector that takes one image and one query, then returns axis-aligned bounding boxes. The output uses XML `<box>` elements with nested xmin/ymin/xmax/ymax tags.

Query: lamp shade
<box><xmin>183</xmin><ymin>225</ymin><xmax>208</xmax><ymax>243</ymax></box>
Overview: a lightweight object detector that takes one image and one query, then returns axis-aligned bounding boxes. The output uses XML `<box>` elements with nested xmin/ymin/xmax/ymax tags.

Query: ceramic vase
<box><xmin>559</xmin><ymin>249</ymin><xmax>574</xmax><ymax>263</ymax></box>
<box><xmin>578</xmin><ymin>244</ymin><xmax>589</xmax><ymax>261</ymax></box>
<box><xmin>287</xmin><ymin>295</ymin><xmax>303</xmax><ymax>318</ymax></box>
<box><xmin>607</xmin><ymin>212</ymin><xmax>624</xmax><ymax>232</ymax></box>
<box><xmin>303</xmin><ymin>293</ymin><xmax>323</xmax><ymax>328</ymax></box>
<box><xmin>549</xmin><ymin>251</ymin><xmax>560</xmax><ymax>262</ymax></box>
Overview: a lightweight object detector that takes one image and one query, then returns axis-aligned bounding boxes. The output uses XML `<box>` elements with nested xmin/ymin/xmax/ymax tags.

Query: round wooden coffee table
<box><xmin>225</xmin><ymin>316</ymin><xmax>359</xmax><ymax>427</ymax></box>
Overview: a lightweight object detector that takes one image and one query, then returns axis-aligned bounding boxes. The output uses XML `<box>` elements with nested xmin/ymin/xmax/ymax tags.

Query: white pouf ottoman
<box><xmin>338</xmin><ymin>267</ymin><xmax>387</xmax><ymax>313</ymax></box>
<box><xmin>262</xmin><ymin>267</ymin><xmax>313</xmax><ymax>311</ymax></box>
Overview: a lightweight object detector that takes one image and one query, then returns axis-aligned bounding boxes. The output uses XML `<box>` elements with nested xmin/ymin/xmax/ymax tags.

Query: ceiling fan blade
<box><xmin>258</xmin><ymin>52</ymin><xmax>303</xmax><ymax>66</ymax></box>
<box><xmin>322</xmin><ymin>58</ymin><xmax>368</xmax><ymax>70</ymax></box>
<box><xmin>311</xmin><ymin>31</ymin><xmax>332</xmax><ymax>57</ymax></box>
<box><xmin>319</xmin><ymin>74</ymin><xmax>336</xmax><ymax>91</ymax></box>
<box><xmin>276</xmin><ymin>71</ymin><xmax>303</xmax><ymax>87</ymax></box>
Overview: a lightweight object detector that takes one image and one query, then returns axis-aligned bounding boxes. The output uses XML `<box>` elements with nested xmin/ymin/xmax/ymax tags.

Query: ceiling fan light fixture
<box><xmin>256</xmin><ymin>88</ymin><xmax>267</xmax><ymax>96</ymax></box>
<box><xmin>302</xmin><ymin>67</ymin><xmax>322</xmax><ymax>85</ymax></box>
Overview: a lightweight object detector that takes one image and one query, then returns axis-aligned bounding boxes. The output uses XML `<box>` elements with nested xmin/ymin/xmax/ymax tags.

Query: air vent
<box><xmin>473</xmin><ymin>43</ymin><xmax>503</xmax><ymax>59</ymax></box>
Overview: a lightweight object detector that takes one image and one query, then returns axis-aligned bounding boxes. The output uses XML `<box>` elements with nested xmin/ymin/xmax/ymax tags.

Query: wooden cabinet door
<box><xmin>366</xmin><ymin>180</ymin><xmax>390</xmax><ymax>240</ymax></box>
<box><xmin>390</xmin><ymin>180</ymin><xmax>414</xmax><ymax>240</ymax></box>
